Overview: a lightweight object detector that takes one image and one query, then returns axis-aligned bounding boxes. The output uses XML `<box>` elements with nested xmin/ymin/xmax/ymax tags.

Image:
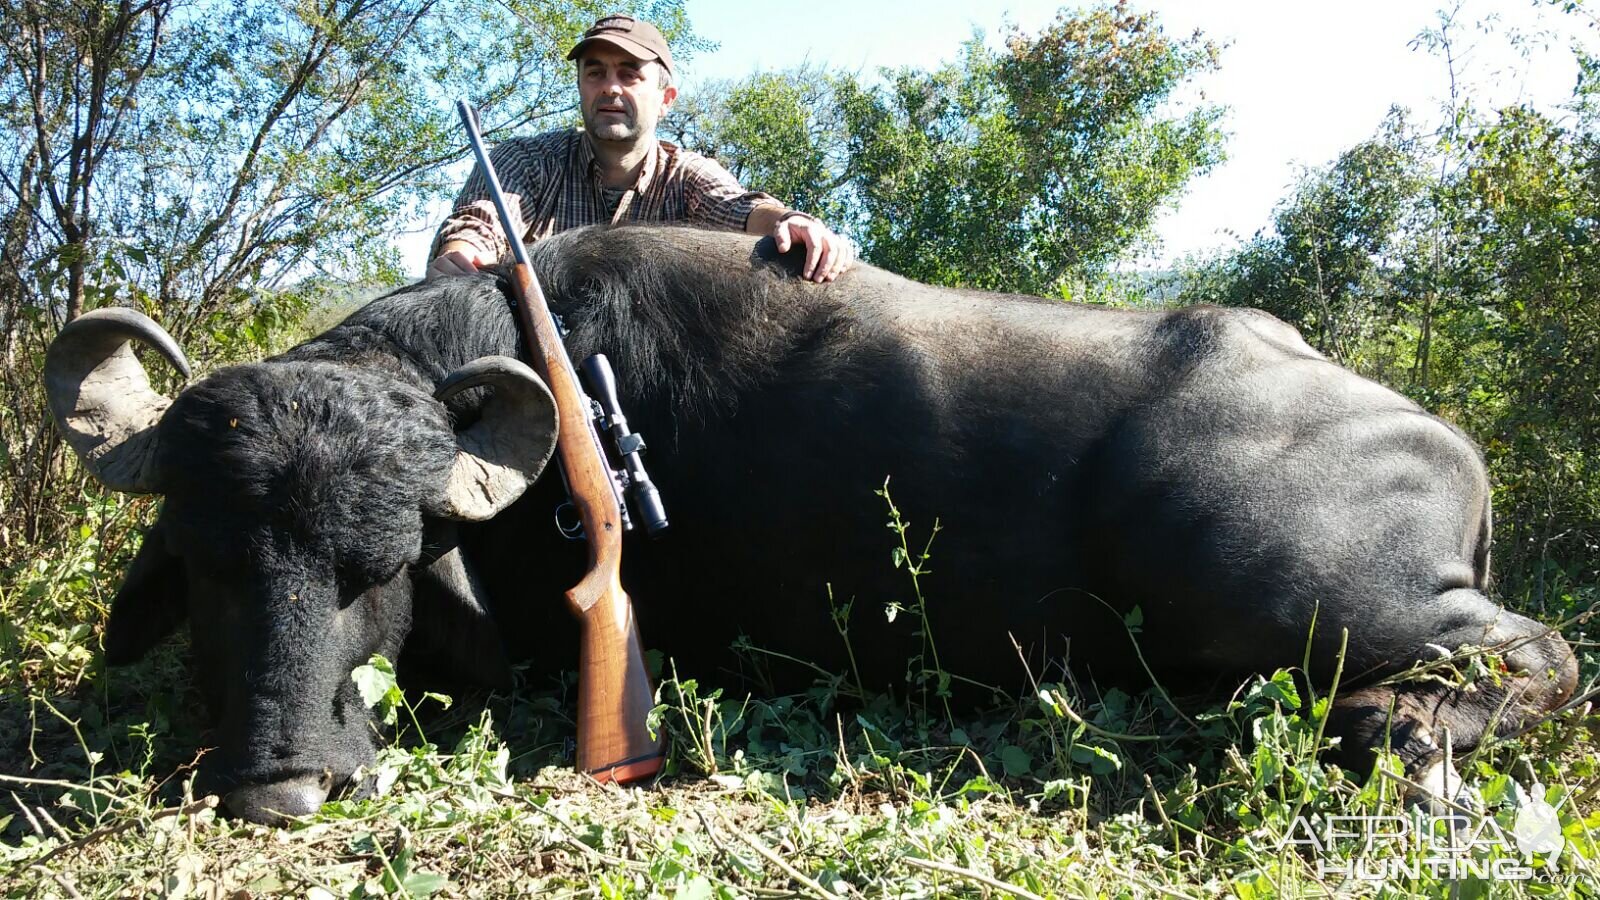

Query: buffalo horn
<box><xmin>44</xmin><ymin>308</ymin><xmax>192</xmax><ymax>494</ymax></box>
<box><xmin>432</xmin><ymin>356</ymin><xmax>558</xmax><ymax>521</ymax></box>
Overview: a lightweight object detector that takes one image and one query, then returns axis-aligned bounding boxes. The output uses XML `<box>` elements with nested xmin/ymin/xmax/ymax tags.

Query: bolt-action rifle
<box><xmin>457</xmin><ymin>100</ymin><xmax>667</xmax><ymax>783</ymax></box>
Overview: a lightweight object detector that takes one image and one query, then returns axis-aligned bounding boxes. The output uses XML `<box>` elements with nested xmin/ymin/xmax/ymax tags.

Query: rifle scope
<box><xmin>581</xmin><ymin>354</ymin><xmax>669</xmax><ymax>536</ymax></box>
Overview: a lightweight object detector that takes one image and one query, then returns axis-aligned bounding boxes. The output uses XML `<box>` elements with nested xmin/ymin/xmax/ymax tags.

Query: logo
<box><xmin>1511</xmin><ymin>798</ymin><xmax>1565</xmax><ymax>856</ymax></box>
<box><xmin>1274</xmin><ymin>789</ymin><xmax>1568</xmax><ymax>883</ymax></box>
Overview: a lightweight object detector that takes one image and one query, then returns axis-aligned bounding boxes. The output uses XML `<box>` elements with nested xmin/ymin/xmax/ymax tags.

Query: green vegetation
<box><xmin>1174</xmin><ymin>8</ymin><xmax>1600</xmax><ymax>610</ymax></box>
<box><xmin>3</xmin><ymin>1</ymin><xmax>1598</xmax><ymax>897</ymax></box>
<box><xmin>666</xmin><ymin>3</ymin><xmax>1225</xmax><ymax>294</ymax></box>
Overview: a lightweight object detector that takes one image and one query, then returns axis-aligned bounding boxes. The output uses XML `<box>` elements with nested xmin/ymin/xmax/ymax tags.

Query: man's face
<box><xmin>578</xmin><ymin>44</ymin><xmax>676</xmax><ymax>144</ymax></box>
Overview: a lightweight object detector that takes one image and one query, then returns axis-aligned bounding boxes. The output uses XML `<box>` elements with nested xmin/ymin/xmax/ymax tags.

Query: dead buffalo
<box><xmin>46</xmin><ymin>225</ymin><xmax>1576</xmax><ymax>824</ymax></box>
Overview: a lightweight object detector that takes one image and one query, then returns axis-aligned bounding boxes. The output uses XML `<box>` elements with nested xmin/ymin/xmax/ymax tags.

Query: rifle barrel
<box><xmin>457</xmin><ymin>101</ymin><xmax>531</xmax><ymax>269</ymax></box>
<box><xmin>455</xmin><ymin>100</ymin><xmax>664</xmax><ymax>784</ymax></box>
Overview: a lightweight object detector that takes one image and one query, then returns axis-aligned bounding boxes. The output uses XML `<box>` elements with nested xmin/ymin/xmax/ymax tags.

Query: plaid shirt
<box><xmin>432</xmin><ymin>128</ymin><xmax>781</xmax><ymax>261</ymax></box>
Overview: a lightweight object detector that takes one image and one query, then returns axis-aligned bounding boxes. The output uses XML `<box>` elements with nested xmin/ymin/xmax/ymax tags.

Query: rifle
<box><xmin>456</xmin><ymin>100</ymin><xmax>667</xmax><ymax>784</ymax></box>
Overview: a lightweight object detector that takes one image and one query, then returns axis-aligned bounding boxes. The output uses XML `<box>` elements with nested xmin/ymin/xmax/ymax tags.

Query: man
<box><xmin>430</xmin><ymin>14</ymin><xmax>854</xmax><ymax>283</ymax></box>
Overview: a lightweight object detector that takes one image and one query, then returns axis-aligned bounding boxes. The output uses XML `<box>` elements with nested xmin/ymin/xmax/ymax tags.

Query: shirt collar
<box><xmin>579</xmin><ymin>130</ymin><xmax>664</xmax><ymax>193</ymax></box>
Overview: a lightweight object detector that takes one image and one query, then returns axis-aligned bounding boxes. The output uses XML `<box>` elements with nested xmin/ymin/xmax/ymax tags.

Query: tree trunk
<box><xmin>1415</xmin><ymin>289</ymin><xmax>1433</xmax><ymax>393</ymax></box>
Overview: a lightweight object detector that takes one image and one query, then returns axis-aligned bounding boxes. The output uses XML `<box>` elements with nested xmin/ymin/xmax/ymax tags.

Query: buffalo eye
<box><xmin>336</xmin><ymin>560</ymin><xmax>410</xmax><ymax>609</ymax></box>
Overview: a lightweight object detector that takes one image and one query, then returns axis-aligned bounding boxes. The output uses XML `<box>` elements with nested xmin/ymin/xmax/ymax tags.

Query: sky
<box><xmin>400</xmin><ymin>1</ymin><xmax>1590</xmax><ymax>272</ymax></box>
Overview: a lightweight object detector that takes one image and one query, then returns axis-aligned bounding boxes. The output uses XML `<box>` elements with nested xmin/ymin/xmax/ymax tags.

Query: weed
<box><xmin>877</xmin><ymin>477</ymin><xmax>955</xmax><ymax>730</ymax></box>
<box><xmin>3</xmin><ymin>485</ymin><xmax>1597</xmax><ymax>898</ymax></box>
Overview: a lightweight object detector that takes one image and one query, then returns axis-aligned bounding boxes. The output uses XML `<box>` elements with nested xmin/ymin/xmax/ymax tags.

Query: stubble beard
<box><xmin>585</xmin><ymin>103</ymin><xmax>642</xmax><ymax>143</ymax></box>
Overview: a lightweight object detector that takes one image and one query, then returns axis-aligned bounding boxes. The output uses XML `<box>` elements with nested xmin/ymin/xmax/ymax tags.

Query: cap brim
<box><xmin>566</xmin><ymin>35</ymin><xmax>671</xmax><ymax>73</ymax></box>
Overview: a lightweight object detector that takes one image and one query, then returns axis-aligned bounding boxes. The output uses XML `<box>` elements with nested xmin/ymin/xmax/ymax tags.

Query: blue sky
<box><xmin>401</xmin><ymin>1</ymin><xmax>1588</xmax><ymax>272</ymax></box>
<box><xmin>678</xmin><ymin>0</ymin><xmax>1586</xmax><ymax>265</ymax></box>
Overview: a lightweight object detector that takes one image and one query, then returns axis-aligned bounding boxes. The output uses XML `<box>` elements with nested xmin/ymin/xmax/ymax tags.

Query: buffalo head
<box><xmin>45</xmin><ymin>308</ymin><xmax>559</xmax><ymax>823</ymax></box>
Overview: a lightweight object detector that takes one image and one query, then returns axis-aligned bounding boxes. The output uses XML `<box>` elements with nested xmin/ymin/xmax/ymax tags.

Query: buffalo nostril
<box><xmin>224</xmin><ymin>774</ymin><xmax>332</xmax><ymax>826</ymax></box>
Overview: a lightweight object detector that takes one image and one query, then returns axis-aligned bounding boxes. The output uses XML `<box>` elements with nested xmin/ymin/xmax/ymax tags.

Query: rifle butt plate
<box><xmin>585</xmin><ymin>751</ymin><xmax>666</xmax><ymax>785</ymax></box>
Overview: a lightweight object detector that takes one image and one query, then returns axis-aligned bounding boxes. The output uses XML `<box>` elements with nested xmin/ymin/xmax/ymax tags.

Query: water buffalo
<box><xmin>47</xmin><ymin>225</ymin><xmax>1576</xmax><ymax>824</ymax></box>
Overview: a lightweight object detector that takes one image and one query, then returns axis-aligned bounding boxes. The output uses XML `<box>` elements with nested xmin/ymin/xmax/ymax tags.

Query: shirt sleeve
<box><xmin>680</xmin><ymin>154</ymin><xmax>783</xmax><ymax>232</ymax></box>
<box><xmin>430</xmin><ymin>137</ymin><xmax>546</xmax><ymax>262</ymax></box>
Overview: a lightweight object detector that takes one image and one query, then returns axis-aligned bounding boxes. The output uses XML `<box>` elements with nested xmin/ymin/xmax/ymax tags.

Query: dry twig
<box><xmin>728</xmin><ymin>823</ymin><xmax>842</xmax><ymax>900</ymax></box>
<box><xmin>29</xmin><ymin>795</ymin><xmax>219</xmax><ymax>868</ymax></box>
<box><xmin>487</xmin><ymin>787</ymin><xmax>647</xmax><ymax>872</ymax></box>
<box><xmin>902</xmin><ymin>855</ymin><xmax>1057</xmax><ymax>900</ymax></box>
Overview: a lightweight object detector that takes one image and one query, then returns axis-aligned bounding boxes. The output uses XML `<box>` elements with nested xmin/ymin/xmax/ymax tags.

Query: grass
<box><xmin>2</xmin><ymin>487</ymin><xmax>1599</xmax><ymax>898</ymax></box>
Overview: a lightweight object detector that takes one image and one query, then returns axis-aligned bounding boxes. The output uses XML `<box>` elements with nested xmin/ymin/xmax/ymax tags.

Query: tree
<box><xmin>1177</xmin><ymin>111</ymin><xmax>1429</xmax><ymax>372</ymax></box>
<box><xmin>0</xmin><ymin>0</ymin><xmax>703</xmax><ymax>553</ymax></box>
<box><xmin>1447</xmin><ymin>104</ymin><xmax>1600</xmax><ymax>604</ymax></box>
<box><xmin>0</xmin><ymin>0</ymin><xmax>168</xmax><ymax>322</ymax></box>
<box><xmin>841</xmin><ymin>3</ymin><xmax>1223</xmax><ymax>294</ymax></box>
<box><xmin>663</xmin><ymin>65</ymin><xmax>851</xmax><ymax>228</ymax></box>
<box><xmin>1176</xmin><ymin>8</ymin><xmax>1600</xmax><ymax>606</ymax></box>
<box><xmin>670</xmin><ymin>3</ymin><xmax>1224</xmax><ymax>296</ymax></box>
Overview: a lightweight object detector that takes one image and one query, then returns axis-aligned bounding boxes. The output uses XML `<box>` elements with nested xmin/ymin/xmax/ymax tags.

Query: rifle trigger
<box><xmin>554</xmin><ymin>502</ymin><xmax>585</xmax><ymax>541</ymax></box>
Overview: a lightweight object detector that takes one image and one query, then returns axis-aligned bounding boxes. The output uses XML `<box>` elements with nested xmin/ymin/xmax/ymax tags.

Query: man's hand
<box><xmin>428</xmin><ymin>242</ymin><xmax>492</xmax><ymax>279</ymax></box>
<box><xmin>772</xmin><ymin>212</ymin><xmax>855</xmax><ymax>283</ymax></box>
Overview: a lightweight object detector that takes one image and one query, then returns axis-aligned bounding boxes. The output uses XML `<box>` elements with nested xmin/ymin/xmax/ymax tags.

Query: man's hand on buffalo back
<box><xmin>773</xmin><ymin>212</ymin><xmax>855</xmax><ymax>283</ymax></box>
<box><xmin>428</xmin><ymin>242</ymin><xmax>492</xmax><ymax>279</ymax></box>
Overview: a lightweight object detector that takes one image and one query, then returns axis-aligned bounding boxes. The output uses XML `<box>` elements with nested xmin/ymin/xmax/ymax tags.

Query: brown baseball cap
<box><xmin>567</xmin><ymin>14</ymin><xmax>674</xmax><ymax>76</ymax></box>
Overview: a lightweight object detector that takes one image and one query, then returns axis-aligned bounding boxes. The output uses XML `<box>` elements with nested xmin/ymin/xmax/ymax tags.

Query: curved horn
<box><xmin>432</xmin><ymin>355</ymin><xmax>559</xmax><ymax>521</ymax></box>
<box><xmin>44</xmin><ymin>308</ymin><xmax>191</xmax><ymax>493</ymax></box>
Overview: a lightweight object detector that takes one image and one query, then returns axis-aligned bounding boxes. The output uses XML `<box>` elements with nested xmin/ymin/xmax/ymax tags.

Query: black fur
<box><xmin>102</xmin><ymin>224</ymin><xmax>1576</xmax><ymax>820</ymax></box>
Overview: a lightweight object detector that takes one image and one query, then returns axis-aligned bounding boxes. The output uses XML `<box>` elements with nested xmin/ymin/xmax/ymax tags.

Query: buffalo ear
<box><xmin>104</xmin><ymin>518</ymin><xmax>188</xmax><ymax>664</ymax></box>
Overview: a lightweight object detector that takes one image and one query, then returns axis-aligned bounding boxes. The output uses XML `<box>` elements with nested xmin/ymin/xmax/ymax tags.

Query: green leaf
<box><xmin>1261</xmin><ymin>669</ymin><xmax>1301</xmax><ymax>707</ymax></box>
<box><xmin>956</xmin><ymin>775</ymin><xmax>1003</xmax><ymax>797</ymax></box>
<box><xmin>352</xmin><ymin>655</ymin><xmax>401</xmax><ymax>725</ymax></box>
<box><xmin>352</xmin><ymin>655</ymin><xmax>398</xmax><ymax>707</ymax></box>
<box><xmin>1123</xmin><ymin>606</ymin><xmax>1143</xmax><ymax>632</ymax></box>
<box><xmin>999</xmin><ymin>744</ymin><xmax>1033</xmax><ymax>777</ymax></box>
<box><xmin>402</xmin><ymin>872</ymin><xmax>448</xmax><ymax>898</ymax></box>
<box><xmin>1234</xmin><ymin>872</ymin><xmax>1273</xmax><ymax>900</ymax></box>
<box><xmin>1481</xmin><ymin>773</ymin><xmax>1511</xmax><ymax>807</ymax></box>
<box><xmin>1041</xmin><ymin>779</ymin><xmax>1073</xmax><ymax>802</ymax></box>
<box><xmin>1070</xmin><ymin>742</ymin><xmax>1123</xmax><ymax>774</ymax></box>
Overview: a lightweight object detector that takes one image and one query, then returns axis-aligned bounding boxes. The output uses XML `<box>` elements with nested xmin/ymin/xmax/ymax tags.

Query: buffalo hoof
<box><xmin>1405</xmin><ymin>757</ymin><xmax>1484</xmax><ymax>819</ymax></box>
<box><xmin>225</xmin><ymin>773</ymin><xmax>332</xmax><ymax>825</ymax></box>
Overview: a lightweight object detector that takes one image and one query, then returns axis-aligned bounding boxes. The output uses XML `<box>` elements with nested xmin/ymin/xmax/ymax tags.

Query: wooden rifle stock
<box><xmin>455</xmin><ymin>100</ymin><xmax>661</xmax><ymax>781</ymax></box>
<box><xmin>506</xmin><ymin>264</ymin><xmax>665</xmax><ymax>783</ymax></box>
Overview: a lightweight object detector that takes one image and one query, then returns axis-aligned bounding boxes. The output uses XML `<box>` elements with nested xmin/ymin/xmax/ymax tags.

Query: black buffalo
<box><xmin>47</xmin><ymin>226</ymin><xmax>1577</xmax><ymax>824</ymax></box>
